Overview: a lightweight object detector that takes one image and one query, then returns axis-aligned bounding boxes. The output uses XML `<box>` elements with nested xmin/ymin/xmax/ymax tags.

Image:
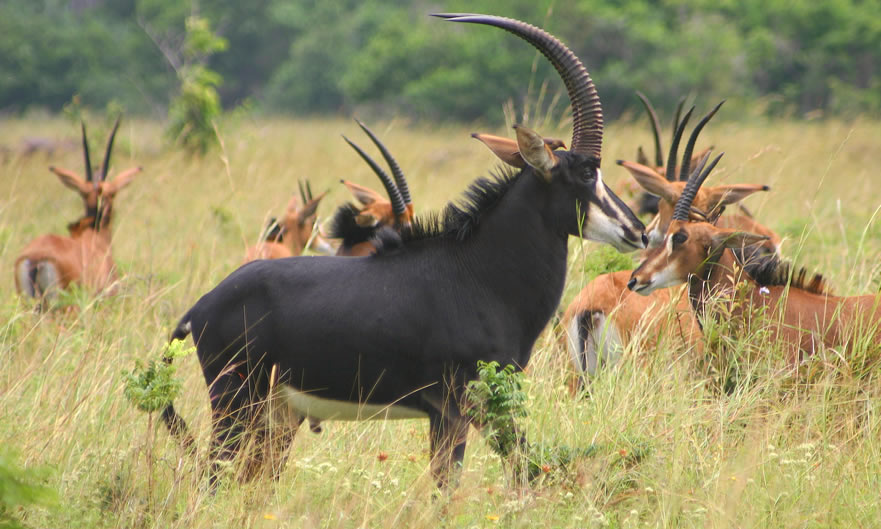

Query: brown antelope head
<box><xmin>619</xmin><ymin>101</ymin><xmax>770</xmax><ymax>248</ymax></box>
<box><xmin>627</xmin><ymin>152</ymin><xmax>769</xmax><ymax>296</ymax></box>
<box><xmin>15</xmin><ymin>117</ymin><xmax>141</xmax><ymax>301</ymax></box>
<box><xmin>49</xmin><ymin>117</ymin><xmax>141</xmax><ymax>233</ymax></box>
<box><xmin>246</xmin><ymin>180</ymin><xmax>332</xmax><ymax>261</ymax></box>
<box><xmin>278</xmin><ymin>180</ymin><xmax>331</xmax><ymax>254</ymax></box>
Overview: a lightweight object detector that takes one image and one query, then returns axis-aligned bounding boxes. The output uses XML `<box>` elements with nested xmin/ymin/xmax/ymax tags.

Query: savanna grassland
<box><xmin>1</xmin><ymin>113</ymin><xmax>881</xmax><ymax>528</ymax></box>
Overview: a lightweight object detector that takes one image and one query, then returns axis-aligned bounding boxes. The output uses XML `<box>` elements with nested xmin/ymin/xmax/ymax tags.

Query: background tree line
<box><xmin>2</xmin><ymin>0</ymin><xmax>879</xmax><ymax>123</ymax></box>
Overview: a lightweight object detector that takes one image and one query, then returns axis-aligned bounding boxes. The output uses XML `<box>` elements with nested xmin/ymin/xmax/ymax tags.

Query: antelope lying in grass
<box><xmin>329</xmin><ymin>120</ymin><xmax>415</xmax><ymax>256</ymax></box>
<box><xmin>244</xmin><ymin>180</ymin><xmax>332</xmax><ymax>261</ymax></box>
<box><xmin>15</xmin><ymin>118</ymin><xmax>140</xmax><ymax>304</ymax></box>
<box><xmin>160</xmin><ymin>14</ymin><xmax>646</xmax><ymax>488</ymax></box>
<box><xmin>563</xmin><ymin>102</ymin><xmax>777</xmax><ymax>387</ymax></box>
<box><xmin>628</xmin><ymin>147</ymin><xmax>881</xmax><ymax>364</ymax></box>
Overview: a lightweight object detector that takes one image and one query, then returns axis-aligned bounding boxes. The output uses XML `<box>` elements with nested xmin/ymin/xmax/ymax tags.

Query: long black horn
<box><xmin>298</xmin><ymin>180</ymin><xmax>308</xmax><ymax>204</ymax></box>
<box><xmin>670</xmin><ymin>96</ymin><xmax>687</xmax><ymax>163</ymax></box>
<box><xmin>100</xmin><ymin>116</ymin><xmax>121</xmax><ymax>182</ymax></box>
<box><xmin>355</xmin><ymin>119</ymin><xmax>412</xmax><ymax>206</ymax></box>
<box><xmin>435</xmin><ymin>14</ymin><xmax>604</xmax><ymax>161</ymax></box>
<box><xmin>672</xmin><ymin>152</ymin><xmax>724</xmax><ymax>221</ymax></box>
<box><xmin>81</xmin><ymin>122</ymin><xmax>94</xmax><ymax>183</ymax></box>
<box><xmin>664</xmin><ymin>106</ymin><xmax>695</xmax><ymax>187</ymax></box>
<box><xmin>306</xmin><ymin>180</ymin><xmax>314</xmax><ymax>201</ymax></box>
<box><xmin>636</xmin><ymin>91</ymin><xmax>664</xmax><ymax>167</ymax></box>
<box><xmin>342</xmin><ymin>136</ymin><xmax>406</xmax><ymax>217</ymax></box>
<box><xmin>677</xmin><ymin>101</ymin><xmax>725</xmax><ymax>184</ymax></box>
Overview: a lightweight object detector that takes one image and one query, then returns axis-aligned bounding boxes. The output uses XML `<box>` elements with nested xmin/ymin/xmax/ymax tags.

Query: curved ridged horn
<box><xmin>435</xmin><ymin>14</ymin><xmax>603</xmax><ymax>161</ymax></box>
<box><xmin>636</xmin><ymin>91</ymin><xmax>664</xmax><ymax>167</ymax></box>
<box><xmin>355</xmin><ymin>119</ymin><xmax>412</xmax><ymax>206</ymax></box>
<box><xmin>672</xmin><ymin>152</ymin><xmax>724</xmax><ymax>221</ymax></box>
<box><xmin>663</xmin><ymin>106</ymin><xmax>695</xmax><ymax>188</ymax></box>
<box><xmin>677</xmin><ymin>101</ymin><xmax>725</xmax><ymax>185</ymax></box>
<box><xmin>341</xmin><ymin>136</ymin><xmax>406</xmax><ymax>217</ymax></box>
<box><xmin>100</xmin><ymin>116</ymin><xmax>121</xmax><ymax>182</ymax></box>
<box><xmin>81</xmin><ymin>122</ymin><xmax>94</xmax><ymax>183</ymax></box>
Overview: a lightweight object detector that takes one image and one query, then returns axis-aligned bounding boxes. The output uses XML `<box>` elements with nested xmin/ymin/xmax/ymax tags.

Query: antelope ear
<box><xmin>49</xmin><ymin>166</ymin><xmax>91</xmax><ymax>195</ymax></box>
<box><xmin>102</xmin><ymin>166</ymin><xmax>142</xmax><ymax>195</ymax></box>
<box><xmin>298</xmin><ymin>191</ymin><xmax>327</xmax><ymax>223</ymax></box>
<box><xmin>712</xmin><ymin>228</ymin><xmax>770</xmax><ymax>250</ymax></box>
<box><xmin>636</xmin><ymin>146</ymin><xmax>650</xmax><ymax>166</ymax></box>
<box><xmin>514</xmin><ymin>124</ymin><xmax>557</xmax><ymax>180</ymax></box>
<box><xmin>342</xmin><ymin>180</ymin><xmax>384</xmax><ymax>206</ymax></box>
<box><xmin>617</xmin><ymin>160</ymin><xmax>678</xmax><ymax>203</ymax></box>
<box><xmin>704</xmin><ymin>184</ymin><xmax>770</xmax><ymax>209</ymax></box>
<box><xmin>355</xmin><ymin>213</ymin><xmax>379</xmax><ymax>227</ymax></box>
<box><xmin>471</xmin><ymin>133</ymin><xmax>525</xmax><ymax>168</ymax></box>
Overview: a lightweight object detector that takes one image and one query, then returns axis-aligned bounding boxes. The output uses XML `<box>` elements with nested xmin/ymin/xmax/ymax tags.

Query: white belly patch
<box><xmin>278</xmin><ymin>385</ymin><xmax>428</xmax><ymax>421</ymax></box>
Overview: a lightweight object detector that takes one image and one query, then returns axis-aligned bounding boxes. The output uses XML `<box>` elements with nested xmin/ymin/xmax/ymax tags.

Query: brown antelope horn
<box><xmin>81</xmin><ymin>122</ymin><xmax>94</xmax><ymax>183</ymax></box>
<box><xmin>341</xmin><ymin>135</ymin><xmax>406</xmax><ymax>217</ymax></box>
<box><xmin>100</xmin><ymin>116</ymin><xmax>121</xmax><ymax>182</ymax></box>
<box><xmin>306</xmin><ymin>180</ymin><xmax>314</xmax><ymax>201</ymax></box>
<box><xmin>672</xmin><ymin>152</ymin><xmax>724</xmax><ymax>221</ymax></box>
<box><xmin>636</xmin><ymin>91</ymin><xmax>664</xmax><ymax>167</ymax></box>
<box><xmin>663</xmin><ymin>106</ymin><xmax>695</xmax><ymax>188</ymax></box>
<box><xmin>436</xmin><ymin>14</ymin><xmax>604</xmax><ymax>161</ymax></box>
<box><xmin>355</xmin><ymin>119</ymin><xmax>412</xmax><ymax>207</ymax></box>
<box><xmin>677</xmin><ymin>100</ymin><xmax>724</xmax><ymax>185</ymax></box>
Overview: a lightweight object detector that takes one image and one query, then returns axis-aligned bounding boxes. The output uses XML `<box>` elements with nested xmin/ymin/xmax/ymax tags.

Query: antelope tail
<box><xmin>162</xmin><ymin>311</ymin><xmax>196</xmax><ymax>451</ymax></box>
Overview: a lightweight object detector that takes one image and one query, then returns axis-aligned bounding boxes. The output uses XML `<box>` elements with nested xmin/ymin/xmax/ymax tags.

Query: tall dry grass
<box><xmin>0</xmin><ymin>114</ymin><xmax>880</xmax><ymax>528</ymax></box>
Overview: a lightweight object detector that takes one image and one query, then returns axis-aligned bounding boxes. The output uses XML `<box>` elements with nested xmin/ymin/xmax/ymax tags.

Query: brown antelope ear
<box><xmin>342</xmin><ymin>180</ymin><xmax>385</xmax><ymax>206</ymax></box>
<box><xmin>617</xmin><ymin>160</ymin><xmax>678</xmax><ymax>203</ymax></box>
<box><xmin>298</xmin><ymin>191</ymin><xmax>328</xmax><ymax>223</ymax></box>
<box><xmin>49</xmin><ymin>166</ymin><xmax>91</xmax><ymax>195</ymax></box>
<box><xmin>514</xmin><ymin>124</ymin><xmax>557</xmax><ymax>179</ymax></box>
<box><xmin>355</xmin><ymin>213</ymin><xmax>379</xmax><ymax>227</ymax></box>
<box><xmin>711</xmin><ymin>229</ymin><xmax>770</xmax><ymax>250</ymax></box>
<box><xmin>636</xmin><ymin>146</ymin><xmax>650</xmax><ymax>166</ymax></box>
<box><xmin>704</xmin><ymin>184</ymin><xmax>770</xmax><ymax>210</ymax></box>
<box><xmin>102</xmin><ymin>166</ymin><xmax>142</xmax><ymax>195</ymax></box>
<box><xmin>471</xmin><ymin>133</ymin><xmax>525</xmax><ymax>168</ymax></box>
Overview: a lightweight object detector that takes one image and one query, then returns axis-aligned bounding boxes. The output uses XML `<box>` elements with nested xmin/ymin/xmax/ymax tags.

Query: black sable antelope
<box><xmin>160</xmin><ymin>14</ymin><xmax>646</xmax><ymax>488</ymax></box>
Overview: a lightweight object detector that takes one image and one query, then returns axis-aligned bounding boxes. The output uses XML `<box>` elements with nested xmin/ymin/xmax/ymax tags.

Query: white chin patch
<box><xmin>645</xmin><ymin>267</ymin><xmax>684</xmax><ymax>293</ymax></box>
<box><xmin>278</xmin><ymin>385</ymin><xmax>428</xmax><ymax>421</ymax></box>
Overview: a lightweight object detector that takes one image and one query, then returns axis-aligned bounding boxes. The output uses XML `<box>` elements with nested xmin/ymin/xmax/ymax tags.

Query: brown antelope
<box><xmin>244</xmin><ymin>180</ymin><xmax>332</xmax><ymax>262</ymax></box>
<box><xmin>563</xmin><ymin>102</ymin><xmax>777</xmax><ymax>388</ymax></box>
<box><xmin>329</xmin><ymin>120</ymin><xmax>415</xmax><ymax>256</ymax></box>
<box><xmin>15</xmin><ymin>118</ymin><xmax>140</xmax><ymax>304</ymax></box>
<box><xmin>628</xmin><ymin>147</ymin><xmax>881</xmax><ymax>365</ymax></box>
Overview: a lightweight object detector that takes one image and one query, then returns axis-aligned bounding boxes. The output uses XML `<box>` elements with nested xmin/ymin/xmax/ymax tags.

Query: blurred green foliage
<box><xmin>1</xmin><ymin>0</ymin><xmax>880</xmax><ymax>121</ymax></box>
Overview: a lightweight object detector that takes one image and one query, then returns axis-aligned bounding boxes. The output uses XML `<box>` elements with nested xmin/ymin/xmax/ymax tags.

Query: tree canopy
<box><xmin>2</xmin><ymin>0</ymin><xmax>879</xmax><ymax>122</ymax></box>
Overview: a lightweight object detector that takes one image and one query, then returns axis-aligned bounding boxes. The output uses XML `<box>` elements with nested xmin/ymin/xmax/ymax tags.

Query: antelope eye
<box><xmin>581</xmin><ymin>167</ymin><xmax>596</xmax><ymax>182</ymax></box>
<box><xmin>671</xmin><ymin>231</ymin><xmax>688</xmax><ymax>246</ymax></box>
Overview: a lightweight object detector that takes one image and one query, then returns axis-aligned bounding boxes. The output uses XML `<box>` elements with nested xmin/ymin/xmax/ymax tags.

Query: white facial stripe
<box><xmin>278</xmin><ymin>384</ymin><xmax>428</xmax><ymax>421</ymax></box>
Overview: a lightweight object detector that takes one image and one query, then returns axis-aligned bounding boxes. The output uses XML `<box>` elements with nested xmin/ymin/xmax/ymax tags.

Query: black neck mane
<box><xmin>738</xmin><ymin>251</ymin><xmax>829</xmax><ymax>295</ymax></box>
<box><xmin>372</xmin><ymin>166</ymin><xmax>519</xmax><ymax>254</ymax></box>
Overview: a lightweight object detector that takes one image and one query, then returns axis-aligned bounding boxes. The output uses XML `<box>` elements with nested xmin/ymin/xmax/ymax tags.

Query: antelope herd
<box><xmin>10</xmin><ymin>12</ymin><xmax>881</xmax><ymax>492</ymax></box>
